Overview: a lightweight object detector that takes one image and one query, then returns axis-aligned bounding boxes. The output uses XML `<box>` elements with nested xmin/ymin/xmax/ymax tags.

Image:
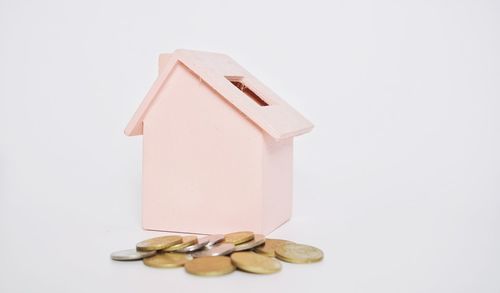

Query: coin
<box><xmin>161</xmin><ymin>236</ymin><xmax>198</xmax><ymax>252</ymax></box>
<box><xmin>231</xmin><ymin>252</ymin><xmax>281</xmax><ymax>274</ymax></box>
<box><xmin>205</xmin><ymin>234</ymin><xmax>224</xmax><ymax>247</ymax></box>
<box><xmin>143</xmin><ymin>253</ymin><xmax>191</xmax><ymax>268</ymax></box>
<box><xmin>224</xmin><ymin>231</ymin><xmax>254</xmax><ymax>245</ymax></box>
<box><xmin>136</xmin><ymin>235</ymin><xmax>182</xmax><ymax>252</ymax></box>
<box><xmin>275</xmin><ymin>243</ymin><xmax>324</xmax><ymax>264</ymax></box>
<box><xmin>185</xmin><ymin>256</ymin><xmax>235</xmax><ymax>276</ymax></box>
<box><xmin>254</xmin><ymin>239</ymin><xmax>294</xmax><ymax>257</ymax></box>
<box><xmin>110</xmin><ymin>249</ymin><xmax>156</xmax><ymax>261</ymax></box>
<box><xmin>191</xmin><ymin>243</ymin><xmax>235</xmax><ymax>258</ymax></box>
<box><xmin>234</xmin><ymin>234</ymin><xmax>266</xmax><ymax>251</ymax></box>
<box><xmin>177</xmin><ymin>236</ymin><xmax>210</xmax><ymax>252</ymax></box>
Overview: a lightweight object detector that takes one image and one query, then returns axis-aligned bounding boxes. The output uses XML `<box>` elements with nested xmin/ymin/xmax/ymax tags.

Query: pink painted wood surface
<box><xmin>125</xmin><ymin>49</ymin><xmax>313</xmax><ymax>140</ymax></box>
<box><xmin>126</xmin><ymin>50</ymin><xmax>312</xmax><ymax>234</ymax></box>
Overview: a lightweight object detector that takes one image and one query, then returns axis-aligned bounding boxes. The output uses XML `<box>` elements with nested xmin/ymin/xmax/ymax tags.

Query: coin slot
<box><xmin>226</xmin><ymin>77</ymin><xmax>269</xmax><ymax>107</ymax></box>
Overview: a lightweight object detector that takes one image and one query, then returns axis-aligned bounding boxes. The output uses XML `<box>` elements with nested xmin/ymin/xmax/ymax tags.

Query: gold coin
<box><xmin>143</xmin><ymin>253</ymin><xmax>191</xmax><ymax>268</ymax></box>
<box><xmin>275</xmin><ymin>243</ymin><xmax>324</xmax><ymax>264</ymax></box>
<box><xmin>185</xmin><ymin>256</ymin><xmax>235</xmax><ymax>276</ymax></box>
<box><xmin>254</xmin><ymin>239</ymin><xmax>294</xmax><ymax>257</ymax></box>
<box><xmin>161</xmin><ymin>236</ymin><xmax>198</xmax><ymax>252</ymax></box>
<box><xmin>231</xmin><ymin>252</ymin><xmax>281</xmax><ymax>274</ymax></box>
<box><xmin>234</xmin><ymin>234</ymin><xmax>266</xmax><ymax>251</ymax></box>
<box><xmin>136</xmin><ymin>235</ymin><xmax>182</xmax><ymax>252</ymax></box>
<box><xmin>224</xmin><ymin>231</ymin><xmax>254</xmax><ymax>245</ymax></box>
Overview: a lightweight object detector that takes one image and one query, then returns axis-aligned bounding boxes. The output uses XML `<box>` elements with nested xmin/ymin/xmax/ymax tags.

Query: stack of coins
<box><xmin>111</xmin><ymin>231</ymin><xmax>323</xmax><ymax>276</ymax></box>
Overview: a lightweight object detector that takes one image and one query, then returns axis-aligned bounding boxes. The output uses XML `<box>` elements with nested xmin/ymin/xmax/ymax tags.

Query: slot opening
<box><xmin>226</xmin><ymin>77</ymin><xmax>269</xmax><ymax>107</ymax></box>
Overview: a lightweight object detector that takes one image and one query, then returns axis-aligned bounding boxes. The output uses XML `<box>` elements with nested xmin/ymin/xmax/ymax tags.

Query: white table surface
<box><xmin>1</xmin><ymin>0</ymin><xmax>499</xmax><ymax>292</ymax></box>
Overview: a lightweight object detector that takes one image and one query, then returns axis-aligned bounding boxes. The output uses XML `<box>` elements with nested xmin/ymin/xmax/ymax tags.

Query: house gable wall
<box><xmin>141</xmin><ymin>63</ymin><xmax>266</xmax><ymax>233</ymax></box>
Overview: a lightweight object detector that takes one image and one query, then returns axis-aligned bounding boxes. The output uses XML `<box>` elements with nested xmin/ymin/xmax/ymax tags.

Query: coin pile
<box><xmin>111</xmin><ymin>231</ymin><xmax>323</xmax><ymax>276</ymax></box>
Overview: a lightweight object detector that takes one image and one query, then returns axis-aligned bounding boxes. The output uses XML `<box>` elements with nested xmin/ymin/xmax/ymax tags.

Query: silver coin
<box><xmin>234</xmin><ymin>234</ymin><xmax>266</xmax><ymax>251</ymax></box>
<box><xmin>191</xmin><ymin>243</ymin><xmax>235</xmax><ymax>258</ymax></box>
<box><xmin>110</xmin><ymin>249</ymin><xmax>156</xmax><ymax>261</ymax></box>
<box><xmin>204</xmin><ymin>234</ymin><xmax>224</xmax><ymax>247</ymax></box>
<box><xmin>176</xmin><ymin>236</ymin><xmax>210</xmax><ymax>252</ymax></box>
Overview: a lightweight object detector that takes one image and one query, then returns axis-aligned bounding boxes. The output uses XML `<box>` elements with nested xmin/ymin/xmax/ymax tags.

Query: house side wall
<box><xmin>142</xmin><ymin>63</ymin><xmax>265</xmax><ymax>234</ymax></box>
<box><xmin>262</xmin><ymin>136</ymin><xmax>294</xmax><ymax>234</ymax></box>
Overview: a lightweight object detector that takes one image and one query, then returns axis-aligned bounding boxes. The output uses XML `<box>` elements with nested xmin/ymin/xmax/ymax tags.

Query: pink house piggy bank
<box><xmin>125</xmin><ymin>49</ymin><xmax>313</xmax><ymax>235</ymax></box>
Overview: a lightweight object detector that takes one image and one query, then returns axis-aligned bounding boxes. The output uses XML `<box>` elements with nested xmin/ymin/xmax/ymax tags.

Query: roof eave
<box><xmin>273</xmin><ymin>125</ymin><xmax>314</xmax><ymax>141</ymax></box>
<box><xmin>124</xmin><ymin>122</ymin><xmax>143</xmax><ymax>136</ymax></box>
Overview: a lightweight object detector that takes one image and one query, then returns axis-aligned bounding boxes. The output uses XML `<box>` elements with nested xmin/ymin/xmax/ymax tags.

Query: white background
<box><xmin>1</xmin><ymin>0</ymin><xmax>499</xmax><ymax>292</ymax></box>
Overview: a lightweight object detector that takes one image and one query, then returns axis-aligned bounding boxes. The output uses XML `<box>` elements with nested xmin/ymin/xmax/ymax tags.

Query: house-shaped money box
<box><xmin>125</xmin><ymin>49</ymin><xmax>313</xmax><ymax>235</ymax></box>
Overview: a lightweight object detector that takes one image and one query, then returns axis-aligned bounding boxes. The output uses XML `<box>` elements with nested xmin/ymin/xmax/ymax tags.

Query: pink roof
<box><xmin>125</xmin><ymin>49</ymin><xmax>313</xmax><ymax>140</ymax></box>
